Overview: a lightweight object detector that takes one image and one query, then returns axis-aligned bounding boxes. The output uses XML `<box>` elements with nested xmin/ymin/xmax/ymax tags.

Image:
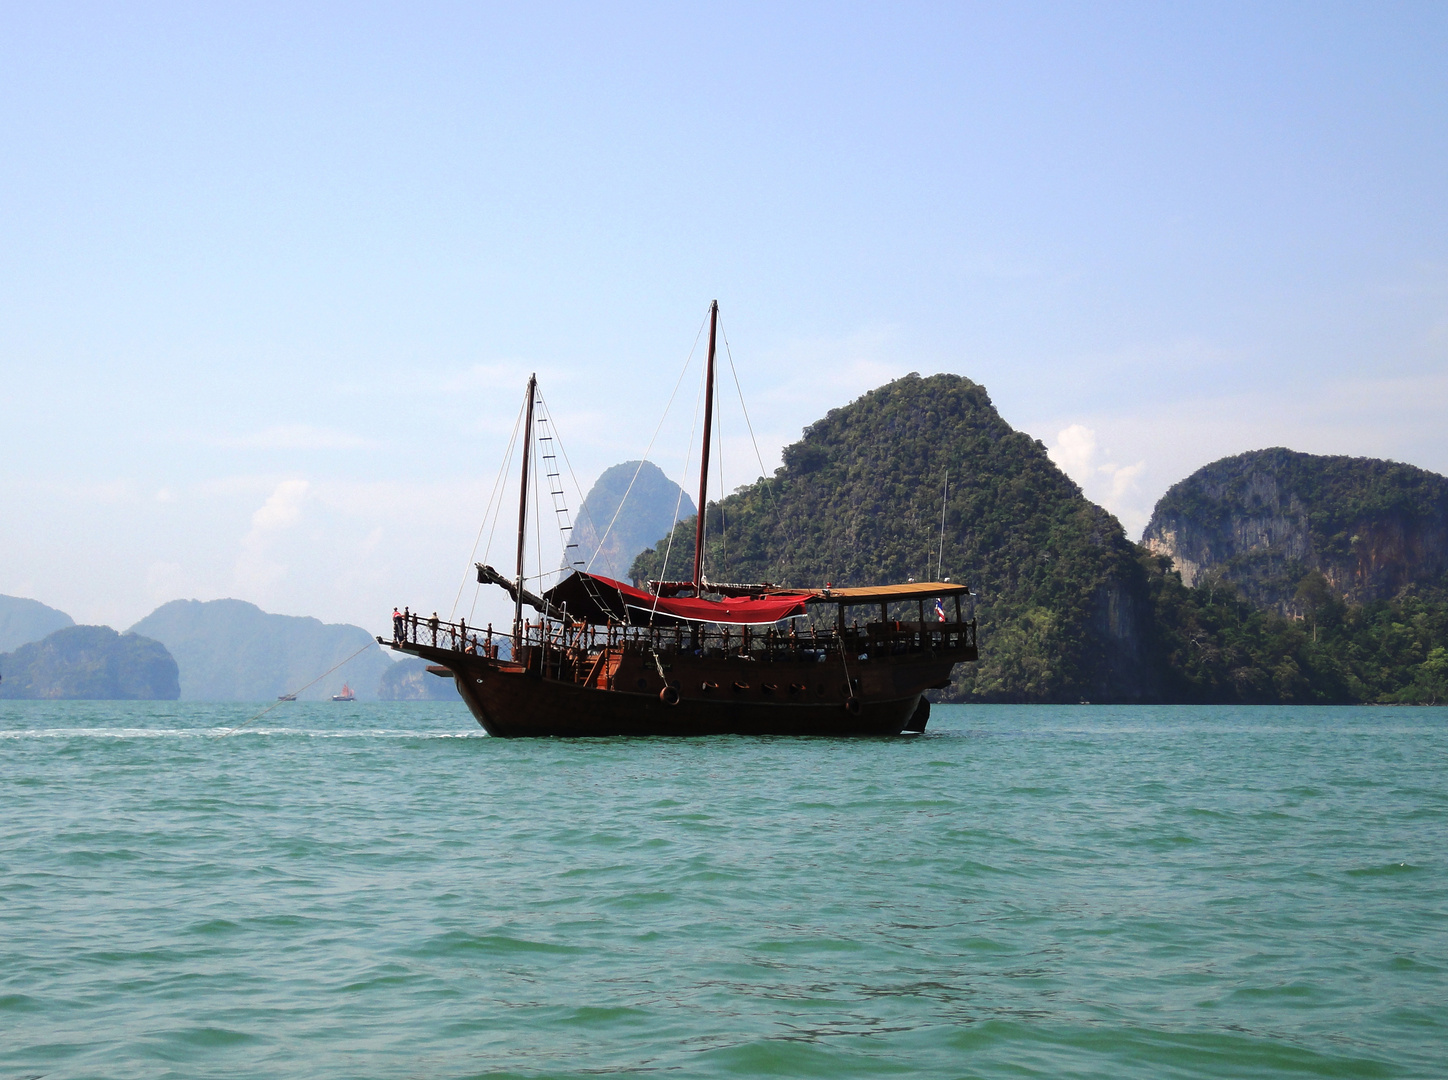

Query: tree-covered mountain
<box><xmin>570</xmin><ymin>461</ymin><xmax>695</xmax><ymax>581</ymax></box>
<box><xmin>0</xmin><ymin>594</ymin><xmax>75</xmax><ymax>653</ymax></box>
<box><xmin>1143</xmin><ymin>449</ymin><xmax>1448</xmax><ymax>610</ymax></box>
<box><xmin>1137</xmin><ymin>449</ymin><xmax>1448</xmax><ymax>704</ymax></box>
<box><xmin>632</xmin><ymin>373</ymin><xmax>1159</xmax><ymax>703</ymax></box>
<box><xmin>0</xmin><ymin>625</ymin><xmax>179</xmax><ymax>699</ymax></box>
<box><xmin>129</xmin><ymin>598</ymin><xmax>394</xmax><ymax>701</ymax></box>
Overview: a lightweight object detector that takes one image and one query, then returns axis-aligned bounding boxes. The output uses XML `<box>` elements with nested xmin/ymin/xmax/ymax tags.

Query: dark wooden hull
<box><xmin>399</xmin><ymin>641</ymin><xmax>964</xmax><ymax>738</ymax></box>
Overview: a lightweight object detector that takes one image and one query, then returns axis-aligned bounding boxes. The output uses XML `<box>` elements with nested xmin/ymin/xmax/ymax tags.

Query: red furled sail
<box><xmin>544</xmin><ymin>572</ymin><xmax>808</xmax><ymax>627</ymax></box>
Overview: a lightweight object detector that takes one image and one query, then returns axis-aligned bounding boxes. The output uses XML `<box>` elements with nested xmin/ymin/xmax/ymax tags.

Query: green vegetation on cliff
<box><xmin>631</xmin><ymin>373</ymin><xmax>1157</xmax><ymax>703</ymax></box>
<box><xmin>0</xmin><ymin>625</ymin><xmax>179</xmax><ymax>699</ymax></box>
<box><xmin>1143</xmin><ymin>556</ymin><xmax>1448</xmax><ymax>704</ymax></box>
<box><xmin>1141</xmin><ymin>449</ymin><xmax>1448</xmax><ymax>703</ymax></box>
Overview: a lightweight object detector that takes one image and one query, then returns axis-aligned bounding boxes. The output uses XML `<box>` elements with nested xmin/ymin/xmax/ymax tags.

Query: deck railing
<box><xmin>386</xmin><ymin>611</ymin><xmax>976</xmax><ymax>669</ymax></box>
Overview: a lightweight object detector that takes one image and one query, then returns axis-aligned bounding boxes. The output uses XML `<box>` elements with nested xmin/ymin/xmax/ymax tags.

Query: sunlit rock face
<box><xmin>1142</xmin><ymin>449</ymin><xmax>1448</xmax><ymax>611</ymax></box>
<box><xmin>569</xmin><ymin>461</ymin><xmax>696</xmax><ymax>584</ymax></box>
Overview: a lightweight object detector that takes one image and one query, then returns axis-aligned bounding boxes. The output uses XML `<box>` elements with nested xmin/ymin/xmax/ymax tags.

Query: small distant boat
<box><xmin>331</xmin><ymin>683</ymin><xmax>356</xmax><ymax>702</ymax></box>
<box><xmin>277</xmin><ymin>692</ymin><xmax>297</xmax><ymax>701</ymax></box>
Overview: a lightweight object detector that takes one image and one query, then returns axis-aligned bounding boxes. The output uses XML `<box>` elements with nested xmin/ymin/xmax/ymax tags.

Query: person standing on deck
<box><xmin>392</xmin><ymin>607</ymin><xmax>403</xmax><ymax>643</ymax></box>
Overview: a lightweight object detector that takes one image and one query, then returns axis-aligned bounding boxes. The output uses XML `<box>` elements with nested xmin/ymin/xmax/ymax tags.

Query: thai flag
<box><xmin>934</xmin><ymin>598</ymin><xmax>946</xmax><ymax>622</ymax></box>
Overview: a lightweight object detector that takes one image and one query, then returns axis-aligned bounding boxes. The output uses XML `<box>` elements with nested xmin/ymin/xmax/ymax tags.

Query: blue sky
<box><xmin>3</xmin><ymin>2</ymin><xmax>1445</xmax><ymax>633</ymax></box>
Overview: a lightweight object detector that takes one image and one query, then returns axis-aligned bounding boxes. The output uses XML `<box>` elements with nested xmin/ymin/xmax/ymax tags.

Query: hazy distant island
<box><xmin>0</xmin><ymin>595</ymin><xmax>409</xmax><ymax>702</ymax></box>
<box><xmin>0</xmin><ymin>594</ymin><xmax>75</xmax><ymax>654</ymax></box>
<box><xmin>129</xmin><ymin>599</ymin><xmax>395</xmax><ymax>701</ymax></box>
<box><xmin>379</xmin><ymin>656</ymin><xmax>462</xmax><ymax>701</ymax></box>
<box><xmin>0</xmin><ymin>625</ymin><xmax>178</xmax><ymax>700</ymax></box>
<box><xmin>567</xmin><ymin>460</ymin><xmax>695</xmax><ymax>580</ymax></box>
<box><xmin>4</xmin><ymin>376</ymin><xmax>1444</xmax><ymax>705</ymax></box>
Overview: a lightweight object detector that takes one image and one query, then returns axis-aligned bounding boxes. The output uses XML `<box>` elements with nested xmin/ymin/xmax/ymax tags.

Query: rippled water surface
<box><xmin>3</xmin><ymin>702</ymin><xmax>1446</xmax><ymax>1078</ymax></box>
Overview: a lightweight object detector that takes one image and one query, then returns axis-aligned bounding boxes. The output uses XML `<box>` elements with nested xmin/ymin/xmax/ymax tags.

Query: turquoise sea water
<box><xmin>2</xmin><ymin>702</ymin><xmax>1445</xmax><ymax>1079</ymax></box>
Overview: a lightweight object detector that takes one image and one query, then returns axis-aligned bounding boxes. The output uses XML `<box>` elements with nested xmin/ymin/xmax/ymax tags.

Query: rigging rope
<box><xmin>646</xmin><ymin>349</ymin><xmax>707</xmax><ymax>625</ymax></box>
<box><xmin>533</xmin><ymin>406</ymin><xmax>545</xmax><ymax>602</ymax></box>
<box><xmin>937</xmin><ymin>472</ymin><xmax>948</xmax><ymax>581</ymax></box>
<box><xmin>585</xmin><ymin>310</ymin><xmax>709</xmax><ymax>576</ymax></box>
<box><xmin>530</xmin><ymin>386</ymin><xmax>630</xmax><ymax>624</ymax></box>
<box><xmin>534</xmin><ymin>386</ymin><xmax>609</xmax><ymax>577</ymax></box>
<box><xmin>214</xmin><ymin>641</ymin><xmax>376</xmax><ymax>738</ymax></box>
<box><xmin>720</xmin><ymin>318</ymin><xmax>797</xmax><ymax>575</ymax></box>
<box><xmin>454</xmin><ymin>395</ymin><xmax>525</xmax><ymax>622</ymax></box>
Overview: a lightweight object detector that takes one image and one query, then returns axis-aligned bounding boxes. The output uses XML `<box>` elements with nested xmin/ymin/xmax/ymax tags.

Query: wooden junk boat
<box><xmin>383</xmin><ymin>303</ymin><xmax>977</xmax><ymax>737</ymax></box>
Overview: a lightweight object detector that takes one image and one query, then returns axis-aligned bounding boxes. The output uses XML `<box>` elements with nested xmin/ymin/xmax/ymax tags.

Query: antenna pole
<box><xmin>937</xmin><ymin>471</ymin><xmax>948</xmax><ymax>580</ymax></box>
<box><xmin>692</xmin><ymin>300</ymin><xmax>718</xmax><ymax>595</ymax></box>
<box><xmin>515</xmin><ymin>374</ymin><xmax>537</xmax><ymax>649</ymax></box>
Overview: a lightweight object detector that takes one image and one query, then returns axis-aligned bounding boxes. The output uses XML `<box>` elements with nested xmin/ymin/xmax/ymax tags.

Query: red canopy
<box><xmin>543</xmin><ymin>572</ymin><xmax>809</xmax><ymax>627</ymax></box>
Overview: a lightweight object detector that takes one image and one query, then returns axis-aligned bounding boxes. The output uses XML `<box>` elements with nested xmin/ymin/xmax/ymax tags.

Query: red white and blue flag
<box><xmin>934</xmin><ymin>598</ymin><xmax>947</xmax><ymax>622</ymax></box>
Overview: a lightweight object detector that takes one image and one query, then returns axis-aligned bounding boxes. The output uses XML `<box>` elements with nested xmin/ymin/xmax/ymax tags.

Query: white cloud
<box><xmin>249</xmin><ymin>479</ymin><xmax>310</xmax><ymax>533</ymax></box>
<box><xmin>1108</xmin><ymin>460</ymin><xmax>1146</xmax><ymax>501</ymax></box>
<box><xmin>235</xmin><ymin>479</ymin><xmax>311</xmax><ymax>594</ymax></box>
<box><xmin>1047</xmin><ymin>424</ymin><xmax>1148</xmax><ymax>536</ymax></box>
<box><xmin>1048</xmin><ymin>424</ymin><xmax>1098</xmax><ymax>482</ymax></box>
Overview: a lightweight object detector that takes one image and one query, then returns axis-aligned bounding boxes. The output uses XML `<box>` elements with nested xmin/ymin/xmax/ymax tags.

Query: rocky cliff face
<box><xmin>570</xmin><ymin>461</ymin><xmax>695</xmax><ymax>581</ymax></box>
<box><xmin>1142</xmin><ymin>449</ymin><xmax>1448</xmax><ymax>610</ymax></box>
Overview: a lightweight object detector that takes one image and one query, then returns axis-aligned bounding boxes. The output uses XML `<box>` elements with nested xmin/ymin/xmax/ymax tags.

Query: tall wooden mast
<box><xmin>693</xmin><ymin>300</ymin><xmax>719</xmax><ymax>595</ymax></box>
<box><xmin>514</xmin><ymin>373</ymin><xmax>537</xmax><ymax>647</ymax></box>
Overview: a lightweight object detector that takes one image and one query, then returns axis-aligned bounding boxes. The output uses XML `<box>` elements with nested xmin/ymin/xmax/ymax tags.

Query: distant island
<box><xmin>0</xmin><ymin>595</ymin><xmax>401</xmax><ymax>701</ymax></box>
<box><xmin>0</xmin><ymin>594</ymin><xmax>74</xmax><ymax>654</ymax></box>
<box><xmin>0</xmin><ymin>625</ymin><xmax>178</xmax><ymax>700</ymax></box>
<box><xmin>378</xmin><ymin>657</ymin><xmax>461</xmax><ymax>701</ymax></box>
<box><xmin>1140</xmin><ymin>450</ymin><xmax>1447</xmax><ymax>704</ymax></box>
<box><xmin>568</xmin><ymin>460</ymin><xmax>695</xmax><ymax>580</ymax></box>
<box><xmin>633</xmin><ymin>373</ymin><xmax>1158</xmax><ymax>703</ymax></box>
<box><xmin>130</xmin><ymin>599</ymin><xmax>395</xmax><ymax>701</ymax></box>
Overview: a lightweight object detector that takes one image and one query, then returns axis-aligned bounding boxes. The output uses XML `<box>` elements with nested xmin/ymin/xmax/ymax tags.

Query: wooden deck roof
<box><xmin>803</xmin><ymin>581</ymin><xmax>969</xmax><ymax>604</ymax></box>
